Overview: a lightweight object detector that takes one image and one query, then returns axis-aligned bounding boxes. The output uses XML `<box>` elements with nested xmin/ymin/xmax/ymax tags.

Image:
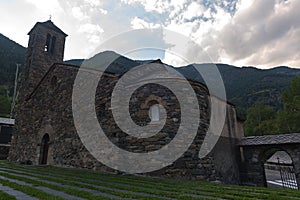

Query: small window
<box><xmin>45</xmin><ymin>34</ymin><xmax>51</xmax><ymax>52</ymax></box>
<box><xmin>149</xmin><ymin>105</ymin><xmax>160</xmax><ymax>122</ymax></box>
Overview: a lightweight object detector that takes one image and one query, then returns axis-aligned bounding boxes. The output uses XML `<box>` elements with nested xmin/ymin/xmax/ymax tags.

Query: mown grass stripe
<box><xmin>0</xmin><ymin>166</ymin><xmax>293</xmax><ymax>200</ymax></box>
<box><xmin>0</xmin><ymin>168</ymin><xmax>269</xmax><ymax>200</ymax></box>
<box><xmin>0</xmin><ymin>164</ymin><xmax>292</xmax><ymax>200</ymax></box>
<box><xmin>1</xmin><ymin>161</ymin><xmax>300</xmax><ymax>200</ymax></box>
<box><xmin>0</xmin><ymin>172</ymin><xmax>115</xmax><ymax>200</ymax></box>
<box><xmin>11</xmin><ymin>163</ymin><xmax>296</xmax><ymax>198</ymax></box>
<box><xmin>0</xmin><ymin>183</ymin><xmax>18</xmax><ymax>200</ymax></box>
<box><xmin>0</xmin><ymin>167</ymin><xmax>178</xmax><ymax>199</ymax></box>
<box><xmin>0</xmin><ymin>164</ymin><xmax>234</xmax><ymax>197</ymax></box>
<box><xmin>0</xmin><ymin>167</ymin><xmax>229</xmax><ymax>199</ymax></box>
<box><xmin>0</xmin><ymin>168</ymin><xmax>167</xmax><ymax>200</ymax></box>
<box><xmin>0</xmin><ymin>171</ymin><xmax>168</xmax><ymax>200</ymax></box>
<box><xmin>0</xmin><ymin>178</ymin><xmax>63</xmax><ymax>200</ymax></box>
<box><xmin>1</xmin><ymin>175</ymin><xmax>83</xmax><ymax>200</ymax></box>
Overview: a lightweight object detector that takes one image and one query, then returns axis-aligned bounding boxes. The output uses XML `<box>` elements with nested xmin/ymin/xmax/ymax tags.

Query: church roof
<box><xmin>28</xmin><ymin>20</ymin><xmax>68</xmax><ymax>36</ymax></box>
<box><xmin>239</xmin><ymin>133</ymin><xmax>300</xmax><ymax>146</ymax></box>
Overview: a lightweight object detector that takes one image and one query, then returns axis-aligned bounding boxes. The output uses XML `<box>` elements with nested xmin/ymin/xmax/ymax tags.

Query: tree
<box><xmin>244</xmin><ymin>77</ymin><xmax>300</xmax><ymax>136</ymax></box>
<box><xmin>0</xmin><ymin>86</ymin><xmax>11</xmax><ymax>117</ymax></box>
<box><xmin>276</xmin><ymin>77</ymin><xmax>300</xmax><ymax>133</ymax></box>
<box><xmin>244</xmin><ymin>104</ymin><xmax>276</xmax><ymax>136</ymax></box>
<box><xmin>0</xmin><ymin>95</ymin><xmax>10</xmax><ymax>117</ymax></box>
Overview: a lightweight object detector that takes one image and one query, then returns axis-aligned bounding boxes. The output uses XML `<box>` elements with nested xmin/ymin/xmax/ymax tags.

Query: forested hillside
<box><xmin>1</xmin><ymin>33</ymin><xmax>300</xmax><ymax>123</ymax></box>
<box><xmin>0</xmin><ymin>34</ymin><xmax>25</xmax><ymax>117</ymax></box>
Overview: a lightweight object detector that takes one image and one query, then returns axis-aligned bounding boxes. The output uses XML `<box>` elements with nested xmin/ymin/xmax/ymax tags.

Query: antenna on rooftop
<box><xmin>49</xmin><ymin>15</ymin><xmax>52</xmax><ymax>21</ymax></box>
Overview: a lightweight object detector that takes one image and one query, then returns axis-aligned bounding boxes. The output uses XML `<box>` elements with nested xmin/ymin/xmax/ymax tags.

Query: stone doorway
<box><xmin>264</xmin><ymin>150</ymin><xmax>298</xmax><ymax>189</ymax></box>
<box><xmin>39</xmin><ymin>134</ymin><xmax>50</xmax><ymax>165</ymax></box>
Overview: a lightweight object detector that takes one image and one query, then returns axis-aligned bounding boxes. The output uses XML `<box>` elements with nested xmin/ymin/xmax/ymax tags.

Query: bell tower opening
<box><xmin>44</xmin><ymin>33</ymin><xmax>57</xmax><ymax>54</ymax></box>
<box><xmin>45</xmin><ymin>33</ymin><xmax>51</xmax><ymax>52</ymax></box>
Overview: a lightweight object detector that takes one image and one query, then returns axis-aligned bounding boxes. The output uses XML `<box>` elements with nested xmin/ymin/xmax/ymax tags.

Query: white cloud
<box><xmin>79</xmin><ymin>23</ymin><xmax>104</xmax><ymax>35</ymax></box>
<box><xmin>99</xmin><ymin>8</ymin><xmax>108</xmax><ymax>15</ymax></box>
<box><xmin>216</xmin><ymin>0</ymin><xmax>300</xmax><ymax>68</ymax></box>
<box><xmin>121</xmin><ymin>0</ymin><xmax>171</xmax><ymax>14</ymax></box>
<box><xmin>83</xmin><ymin>0</ymin><xmax>103</xmax><ymax>7</ymax></box>
<box><xmin>182</xmin><ymin>2</ymin><xmax>204</xmax><ymax>20</ymax></box>
<box><xmin>25</xmin><ymin>0</ymin><xmax>63</xmax><ymax>13</ymax></box>
<box><xmin>131</xmin><ymin>17</ymin><xmax>161</xmax><ymax>29</ymax></box>
<box><xmin>161</xmin><ymin>0</ymin><xmax>300</xmax><ymax>68</ymax></box>
<box><xmin>72</xmin><ymin>6</ymin><xmax>89</xmax><ymax>20</ymax></box>
<box><xmin>1</xmin><ymin>0</ymin><xmax>300</xmax><ymax>68</ymax></box>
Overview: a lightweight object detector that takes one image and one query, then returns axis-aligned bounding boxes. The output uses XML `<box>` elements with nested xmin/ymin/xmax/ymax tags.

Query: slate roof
<box><xmin>28</xmin><ymin>20</ymin><xmax>68</xmax><ymax>36</ymax></box>
<box><xmin>0</xmin><ymin>117</ymin><xmax>15</xmax><ymax>125</ymax></box>
<box><xmin>239</xmin><ymin>133</ymin><xmax>300</xmax><ymax>146</ymax></box>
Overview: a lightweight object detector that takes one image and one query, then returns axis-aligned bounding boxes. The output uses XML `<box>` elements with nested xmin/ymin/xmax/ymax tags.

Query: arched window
<box><xmin>149</xmin><ymin>104</ymin><xmax>160</xmax><ymax>122</ymax></box>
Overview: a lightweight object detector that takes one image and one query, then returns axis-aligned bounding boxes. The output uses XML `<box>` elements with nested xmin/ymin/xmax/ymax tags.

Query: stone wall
<box><xmin>239</xmin><ymin>144</ymin><xmax>300</xmax><ymax>187</ymax></box>
<box><xmin>9</xmin><ymin>63</ymin><xmax>243</xmax><ymax>184</ymax></box>
<box><xmin>20</xmin><ymin>21</ymin><xmax>66</xmax><ymax>102</ymax></box>
<box><xmin>0</xmin><ymin>144</ymin><xmax>10</xmax><ymax>160</ymax></box>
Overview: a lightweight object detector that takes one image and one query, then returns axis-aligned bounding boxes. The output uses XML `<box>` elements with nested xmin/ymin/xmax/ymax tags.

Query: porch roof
<box><xmin>239</xmin><ymin>133</ymin><xmax>300</xmax><ymax>146</ymax></box>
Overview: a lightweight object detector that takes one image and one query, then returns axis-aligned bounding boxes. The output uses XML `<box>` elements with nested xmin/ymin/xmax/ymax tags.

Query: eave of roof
<box><xmin>239</xmin><ymin>133</ymin><xmax>300</xmax><ymax>146</ymax></box>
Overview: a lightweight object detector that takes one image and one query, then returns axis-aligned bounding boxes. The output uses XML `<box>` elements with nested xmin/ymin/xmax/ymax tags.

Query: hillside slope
<box><xmin>65</xmin><ymin>52</ymin><xmax>300</xmax><ymax>113</ymax></box>
<box><xmin>177</xmin><ymin>64</ymin><xmax>300</xmax><ymax>110</ymax></box>
<box><xmin>1</xmin><ymin>33</ymin><xmax>300</xmax><ymax>116</ymax></box>
<box><xmin>0</xmin><ymin>33</ymin><xmax>25</xmax><ymax>87</ymax></box>
<box><xmin>0</xmin><ymin>34</ymin><xmax>26</xmax><ymax>116</ymax></box>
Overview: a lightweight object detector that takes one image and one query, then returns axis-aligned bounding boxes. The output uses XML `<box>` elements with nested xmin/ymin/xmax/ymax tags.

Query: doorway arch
<box><xmin>39</xmin><ymin>134</ymin><xmax>50</xmax><ymax>165</ymax></box>
<box><xmin>262</xmin><ymin>149</ymin><xmax>298</xmax><ymax>189</ymax></box>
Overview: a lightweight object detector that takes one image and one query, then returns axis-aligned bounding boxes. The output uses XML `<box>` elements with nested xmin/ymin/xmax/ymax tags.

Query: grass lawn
<box><xmin>0</xmin><ymin>160</ymin><xmax>300</xmax><ymax>199</ymax></box>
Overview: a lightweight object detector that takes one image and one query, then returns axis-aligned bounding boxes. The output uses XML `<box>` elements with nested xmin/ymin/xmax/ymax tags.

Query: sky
<box><xmin>0</xmin><ymin>0</ymin><xmax>300</xmax><ymax>68</ymax></box>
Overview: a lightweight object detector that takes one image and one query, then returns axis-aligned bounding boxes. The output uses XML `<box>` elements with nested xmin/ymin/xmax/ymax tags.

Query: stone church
<box><xmin>8</xmin><ymin>20</ymin><xmax>244</xmax><ymax>184</ymax></box>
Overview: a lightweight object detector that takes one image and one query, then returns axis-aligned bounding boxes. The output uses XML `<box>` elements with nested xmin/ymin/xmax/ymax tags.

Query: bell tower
<box><xmin>21</xmin><ymin>20</ymin><xmax>68</xmax><ymax>98</ymax></box>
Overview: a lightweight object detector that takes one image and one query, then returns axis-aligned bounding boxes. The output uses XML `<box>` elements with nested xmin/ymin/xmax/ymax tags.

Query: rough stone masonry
<box><xmin>8</xmin><ymin>20</ymin><xmax>244</xmax><ymax>184</ymax></box>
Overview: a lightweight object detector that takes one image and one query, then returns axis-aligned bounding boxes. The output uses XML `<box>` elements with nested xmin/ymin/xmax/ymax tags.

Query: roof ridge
<box><xmin>28</xmin><ymin>20</ymin><xmax>68</xmax><ymax>36</ymax></box>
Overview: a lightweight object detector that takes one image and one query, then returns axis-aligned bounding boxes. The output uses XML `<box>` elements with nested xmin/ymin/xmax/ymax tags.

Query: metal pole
<box><xmin>10</xmin><ymin>63</ymin><xmax>20</xmax><ymax>118</ymax></box>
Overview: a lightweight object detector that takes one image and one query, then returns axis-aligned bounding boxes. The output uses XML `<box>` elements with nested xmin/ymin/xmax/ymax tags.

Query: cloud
<box><xmin>131</xmin><ymin>17</ymin><xmax>161</xmax><ymax>29</ymax></box>
<box><xmin>1</xmin><ymin>0</ymin><xmax>300</xmax><ymax>68</ymax></box>
<box><xmin>216</xmin><ymin>0</ymin><xmax>300</xmax><ymax>68</ymax></box>
<box><xmin>182</xmin><ymin>2</ymin><xmax>204</xmax><ymax>21</ymax></box>
<box><xmin>156</xmin><ymin>0</ymin><xmax>300</xmax><ymax>68</ymax></box>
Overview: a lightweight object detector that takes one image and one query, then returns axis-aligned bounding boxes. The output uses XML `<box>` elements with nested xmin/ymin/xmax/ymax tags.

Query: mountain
<box><xmin>1</xmin><ymin>33</ymin><xmax>300</xmax><ymax>118</ymax></box>
<box><xmin>216</xmin><ymin>65</ymin><xmax>300</xmax><ymax>110</ymax></box>
<box><xmin>65</xmin><ymin>51</ymin><xmax>140</xmax><ymax>74</ymax></box>
<box><xmin>177</xmin><ymin>64</ymin><xmax>300</xmax><ymax>114</ymax></box>
<box><xmin>0</xmin><ymin>33</ymin><xmax>26</xmax><ymax>88</ymax></box>
<box><xmin>79</xmin><ymin>52</ymin><xmax>300</xmax><ymax>111</ymax></box>
<box><xmin>65</xmin><ymin>51</ymin><xmax>300</xmax><ymax>117</ymax></box>
<box><xmin>0</xmin><ymin>33</ymin><xmax>26</xmax><ymax>117</ymax></box>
